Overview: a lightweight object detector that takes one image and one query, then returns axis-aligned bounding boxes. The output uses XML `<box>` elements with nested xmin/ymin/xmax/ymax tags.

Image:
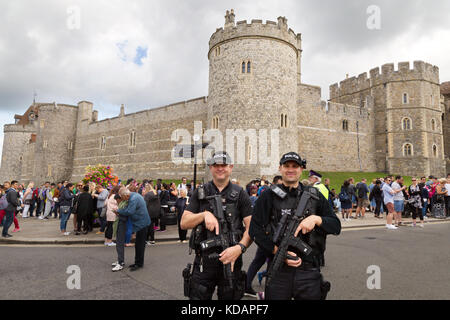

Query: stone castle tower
<box><xmin>330</xmin><ymin>61</ymin><xmax>445</xmax><ymax>176</ymax></box>
<box><xmin>206</xmin><ymin>10</ymin><xmax>302</xmax><ymax>181</ymax></box>
<box><xmin>0</xmin><ymin>10</ymin><xmax>448</xmax><ymax>185</ymax></box>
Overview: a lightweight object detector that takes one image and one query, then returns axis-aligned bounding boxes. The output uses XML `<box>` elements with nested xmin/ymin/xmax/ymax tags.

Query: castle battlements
<box><xmin>3</xmin><ymin>123</ymin><xmax>35</xmax><ymax>133</ymax></box>
<box><xmin>209</xmin><ymin>10</ymin><xmax>301</xmax><ymax>58</ymax></box>
<box><xmin>330</xmin><ymin>61</ymin><xmax>440</xmax><ymax>99</ymax></box>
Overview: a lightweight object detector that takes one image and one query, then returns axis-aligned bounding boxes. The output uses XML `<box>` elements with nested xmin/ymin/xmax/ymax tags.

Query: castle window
<box><xmin>431</xmin><ymin>119</ymin><xmax>436</xmax><ymax>131</ymax></box>
<box><xmin>247</xmin><ymin>61</ymin><xmax>251</xmax><ymax>73</ymax></box>
<box><xmin>47</xmin><ymin>165</ymin><xmax>52</xmax><ymax>177</ymax></box>
<box><xmin>402</xmin><ymin>117</ymin><xmax>412</xmax><ymax>130</ymax></box>
<box><xmin>212</xmin><ymin>116</ymin><xmax>219</xmax><ymax>129</ymax></box>
<box><xmin>40</xmin><ymin>120</ymin><xmax>45</xmax><ymax>129</ymax></box>
<box><xmin>242</xmin><ymin>62</ymin><xmax>246</xmax><ymax>74</ymax></box>
<box><xmin>403</xmin><ymin>143</ymin><xmax>413</xmax><ymax>157</ymax></box>
<box><xmin>129</xmin><ymin>130</ymin><xmax>136</xmax><ymax>148</ymax></box>
<box><xmin>247</xmin><ymin>145</ymin><xmax>252</xmax><ymax>162</ymax></box>
<box><xmin>432</xmin><ymin>144</ymin><xmax>438</xmax><ymax>157</ymax></box>
<box><xmin>19</xmin><ymin>156</ymin><xmax>23</xmax><ymax>162</ymax></box>
<box><xmin>342</xmin><ymin>120</ymin><xmax>349</xmax><ymax>131</ymax></box>
<box><xmin>43</xmin><ymin>140</ymin><xmax>48</xmax><ymax>149</ymax></box>
<box><xmin>68</xmin><ymin>141</ymin><xmax>73</xmax><ymax>150</ymax></box>
<box><xmin>402</xmin><ymin>93</ymin><xmax>408</xmax><ymax>104</ymax></box>
<box><xmin>280</xmin><ymin>113</ymin><xmax>288</xmax><ymax>128</ymax></box>
<box><xmin>100</xmin><ymin>136</ymin><xmax>106</xmax><ymax>150</ymax></box>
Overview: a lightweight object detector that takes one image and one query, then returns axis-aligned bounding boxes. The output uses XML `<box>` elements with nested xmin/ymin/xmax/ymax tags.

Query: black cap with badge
<box><xmin>279</xmin><ymin>152</ymin><xmax>307</xmax><ymax>169</ymax></box>
<box><xmin>207</xmin><ymin>151</ymin><xmax>233</xmax><ymax>166</ymax></box>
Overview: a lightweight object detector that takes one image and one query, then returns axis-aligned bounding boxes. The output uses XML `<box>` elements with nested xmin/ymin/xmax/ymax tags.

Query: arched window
<box><xmin>431</xmin><ymin>119</ymin><xmax>436</xmax><ymax>131</ymax></box>
<box><xmin>242</xmin><ymin>62</ymin><xmax>246</xmax><ymax>74</ymax></box>
<box><xmin>247</xmin><ymin>61</ymin><xmax>251</xmax><ymax>73</ymax></box>
<box><xmin>212</xmin><ymin>116</ymin><xmax>219</xmax><ymax>129</ymax></box>
<box><xmin>280</xmin><ymin>113</ymin><xmax>288</xmax><ymax>128</ymax></box>
<box><xmin>342</xmin><ymin>120</ymin><xmax>349</xmax><ymax>131</ymax></box>
<box><xmin>129</xmin><ymin>130</ymin><xmax>136</xmax><ymax>147</ymax></box>
<box><xmin>403</xmin><ymin>93</ymin><xmax>408</xmax><ymax>104</ymax></box>
<box><xmin>403</xmin><ymin>143</ymin><xmax>413</xmax><ymax>156</ymax></box>
<box><xmin>402</xmin><ymin>117</ymin><xmax>412</xmax><ymax>130</ymax></box>
<box><xmin>432</xmin><ymin>144</ymin><xmax>438</xmax><ymax>157</ymax></box>
<box><xmin>100</xmin><ymin>136</ymin><xmax>106</xmax><ymax>150</ymax></box>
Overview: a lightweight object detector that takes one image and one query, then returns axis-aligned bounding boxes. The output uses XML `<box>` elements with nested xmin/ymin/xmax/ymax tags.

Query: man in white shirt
<box><xmin>177</xmin><ymin>177</ymin><xmax>188</xmax><ymax>196</ymax></box>
<box><xmin>391</xmin><ymin>176</ymin><xmax>407</xmax><ymax>227</ymax></box>
<box><xmin>381</xmin><ymin>176</ymin><xmax>404</xmax><ymax>230</ymax></box>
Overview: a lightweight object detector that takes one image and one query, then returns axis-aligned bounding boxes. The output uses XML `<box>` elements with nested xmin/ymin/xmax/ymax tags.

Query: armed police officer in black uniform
<box><xmin>249</xmin><ymin>152</ymin><xmax>341</xmax><ymax>300</ymax></box>
<box><xmin>181</xmin><ymin>151</ymin><xmax>253</xmax><ymax>300</ymax></box>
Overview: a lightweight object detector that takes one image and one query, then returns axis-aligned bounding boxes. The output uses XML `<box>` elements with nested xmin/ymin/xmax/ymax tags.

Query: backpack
<box><xmin>357</xmin><ymin>183</ymin><xmax>366</xmax><ymax>199</ymax></box>
<box><xmin>0</xmin><ymin>195</ymin><xmax>8</xmax><ymax>210</ymax></box>
<box><xmin>339</xmin><ymin>189</ymin><xmax>350</xmax><ymax>202</ymax></box>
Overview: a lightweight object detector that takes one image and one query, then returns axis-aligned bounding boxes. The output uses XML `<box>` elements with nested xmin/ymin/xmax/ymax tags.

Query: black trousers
<box><xmin>159</xmin><ymin>207</ymin><xmax>167</xmax><ymax>231</ymax></box>
<box><xmin>265</xmin><ymin>264</ymin><xmax>322</xmax><ymax>300</ymax></box>
<box><xmin>105</xmin><ymin>221</ymin><xmax>114</xmax><ymax>240</ymax></box>
<box><xmin>246</xmin><ymin>247</ymin><xmax>268</xmax><ymax>289</ymax></box>
<box><xmin>189</xmin><ymin>256</ymin><xmax>245</xmax><ymax>300</ymax></box>
<box><xmin>177</xmin><ymin>211</ymin><xmax>187</xmax><ymax>241</ymax></box>
<box><xmin>147</xmin><ymin>221</ymin><xmax>155</xmax><ymax>241</ymax></box>
<box><xmin>76</xmin><ymin>214</ymin><xmax>88</xmax><ymax>232</ymax></box>
<box><xmin>374</xmin><ymin>198</ymin><xmax>382</xmax><ymax>216</ymax></box>
<box><xmin>135</xmin><ymin>227</ymin><xmax>148</xmax><ymax>267</ymax></box>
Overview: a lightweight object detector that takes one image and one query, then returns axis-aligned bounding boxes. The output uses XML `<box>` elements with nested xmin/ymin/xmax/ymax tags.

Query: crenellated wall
<box><xmin>71</xmin><ymin>97</ymin><xmax>208</xmax><ymax>183</ymax></box>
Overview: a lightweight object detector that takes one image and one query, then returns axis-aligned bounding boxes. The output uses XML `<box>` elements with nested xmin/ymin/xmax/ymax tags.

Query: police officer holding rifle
<box><xmin>181</xmin><ymin>151</ymin><xmax>253</xmax><ymax>300</ymax></box>
<box><xmin>249</xmin><ymin>152</ymin><xmax>341</xmax><ymax>300</ymax></box>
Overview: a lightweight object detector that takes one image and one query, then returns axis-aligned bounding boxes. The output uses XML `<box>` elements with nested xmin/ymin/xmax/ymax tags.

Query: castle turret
<box><xmin>329</xmin><ymin>61</ymin><xmax>444</xmax><ymax>176</ymax></box>
<box><xmin>207</xmin><ymin>10</ymin><xmax>302</xmax><ymax>181</ymax></box>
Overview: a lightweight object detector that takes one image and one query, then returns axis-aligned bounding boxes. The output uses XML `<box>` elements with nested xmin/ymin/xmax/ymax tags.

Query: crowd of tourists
<box><xmin>0</xmin><ymin>178</ymin><xmax>194</xmax><ymax>243</ymax></box>
<box><xmin>1</xmin><ymin>173</ymin><xmax>449</xmax><ymax>240</ymax></box>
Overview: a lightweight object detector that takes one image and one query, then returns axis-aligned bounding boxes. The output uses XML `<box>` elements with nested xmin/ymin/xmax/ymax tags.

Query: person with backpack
<box><xmin>370</xmin><ymin>180</ymin><xmax>383</xmax><ymax>218</ymax></box>
<box><xmin>2</xmin><ymin>181</ymin><xmax>23</xmax><ymax>238</ymax></box>
<box><xmin>39</xmin><ymin>182</ymin><xmax>53</xmax><ymax>220</ymax></box>
<box><xmin>22</xmin><ymin>182</ymin><xmax>34</xmax><ymax>219</ymax></box>
<box><xmin>355</xmin><ymin>179</ymin><xmax>370</xmax><ymax>219</ymax></box>
<box><xmin>0</xmin><ymin>185</ymin><xmax>8</xmax><ymax>227</ymax></box>
<box><xmin>59</xmin><ymin>183</ymin><xmax>75</xmax><ymax>236</ymax></box>
<box><xmin>339</xmin><ymin>180</ymin><xmax>352</xmax><ymax>221</ymax></box>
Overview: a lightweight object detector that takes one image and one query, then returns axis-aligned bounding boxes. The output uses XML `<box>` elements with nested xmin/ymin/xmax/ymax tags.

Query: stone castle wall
<box><xmin>330</xmin><ymin>61</ymin><xmax>445</xmax><ymax>177</ymax></box>
<box><xmin>297</xmin><ymin>82</ymin><xmax>376</xmax><ymax>173</ymax></box>
<box><xmin>71</xmin><ymin>97</ymin><xmax>208</xmax><ymax>183</ymax></box>
<box><xmin>0</xmin><ymin>124</ymin><xmax>36</xmax><ymax>183</ymax></box>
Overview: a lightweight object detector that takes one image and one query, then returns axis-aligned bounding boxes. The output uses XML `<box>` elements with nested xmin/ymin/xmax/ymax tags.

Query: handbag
<box><xmin>100</xmin><ymin>205</ymin><xmax>107</xmax><ymax>218</ymax></box>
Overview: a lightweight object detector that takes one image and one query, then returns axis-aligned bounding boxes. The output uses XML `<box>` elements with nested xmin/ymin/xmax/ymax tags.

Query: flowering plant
<box><xmin>83</xmin><ymin>165</ymin><xmax>119</xmax><ymax>188</ymax></box>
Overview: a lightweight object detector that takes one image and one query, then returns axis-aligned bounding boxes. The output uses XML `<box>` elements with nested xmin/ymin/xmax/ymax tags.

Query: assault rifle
<box><xmin>266</xmin><ymin>188</ymin><xmax>319</xmax><ymax>287</ymax></box>
<box><xmin>199</xmin><ymin>193</ymin><xmax>234</xmax><ymax>288</ymax></box>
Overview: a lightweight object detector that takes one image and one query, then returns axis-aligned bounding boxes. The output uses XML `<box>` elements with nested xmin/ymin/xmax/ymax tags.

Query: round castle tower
<box><xmin>206</xmin><ymin>10</ymin><xmax>302</xmax><ymax>181</ymax></box>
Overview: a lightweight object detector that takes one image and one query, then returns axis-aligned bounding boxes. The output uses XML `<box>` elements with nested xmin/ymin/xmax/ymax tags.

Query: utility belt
<box><xmin>182</xmin><ymin>254</ymin><xmax>246</xmax><ymax>300</ymax></box>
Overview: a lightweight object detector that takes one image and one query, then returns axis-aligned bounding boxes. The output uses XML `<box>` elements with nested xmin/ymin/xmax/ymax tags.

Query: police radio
<box><xmin>197</xmin><ymin>184</ymin><xmax>206</xmax><ymax>200</ymax></box>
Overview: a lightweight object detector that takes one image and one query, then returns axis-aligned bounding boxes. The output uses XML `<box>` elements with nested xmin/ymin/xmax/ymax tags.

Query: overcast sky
<box><xmin>1</xmin><ymin>0</ymin><xmax>450</xmax><ymax>165</ymax></box>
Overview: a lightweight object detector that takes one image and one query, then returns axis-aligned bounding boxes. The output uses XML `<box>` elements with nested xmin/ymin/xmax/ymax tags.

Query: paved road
<box><xmin>1</xmin><ymin>222</ymin><xmax>449</xmax><ymax>300</ymax></box>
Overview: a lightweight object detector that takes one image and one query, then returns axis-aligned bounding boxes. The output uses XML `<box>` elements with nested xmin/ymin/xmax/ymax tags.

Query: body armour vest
<box><xmin>189</xmin><ymin>182</ymin><xmax>245</xmax><ymax>254</ymax></box>
<box><xmin>270</xmin><ymin>184</ymin><xmax>326</xmax><ymax>260</ymax></box>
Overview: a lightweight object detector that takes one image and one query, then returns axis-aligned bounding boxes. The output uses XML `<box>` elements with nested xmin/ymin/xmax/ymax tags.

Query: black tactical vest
<box><xmin>190</xmin><ymin>181</ymin><xmax>245</xmax><ymax>254</ymax></box>
<box><xmin>269</xmin><ymin>184</ymin><xmax>326</xmax><ymax>259</ymax></box>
